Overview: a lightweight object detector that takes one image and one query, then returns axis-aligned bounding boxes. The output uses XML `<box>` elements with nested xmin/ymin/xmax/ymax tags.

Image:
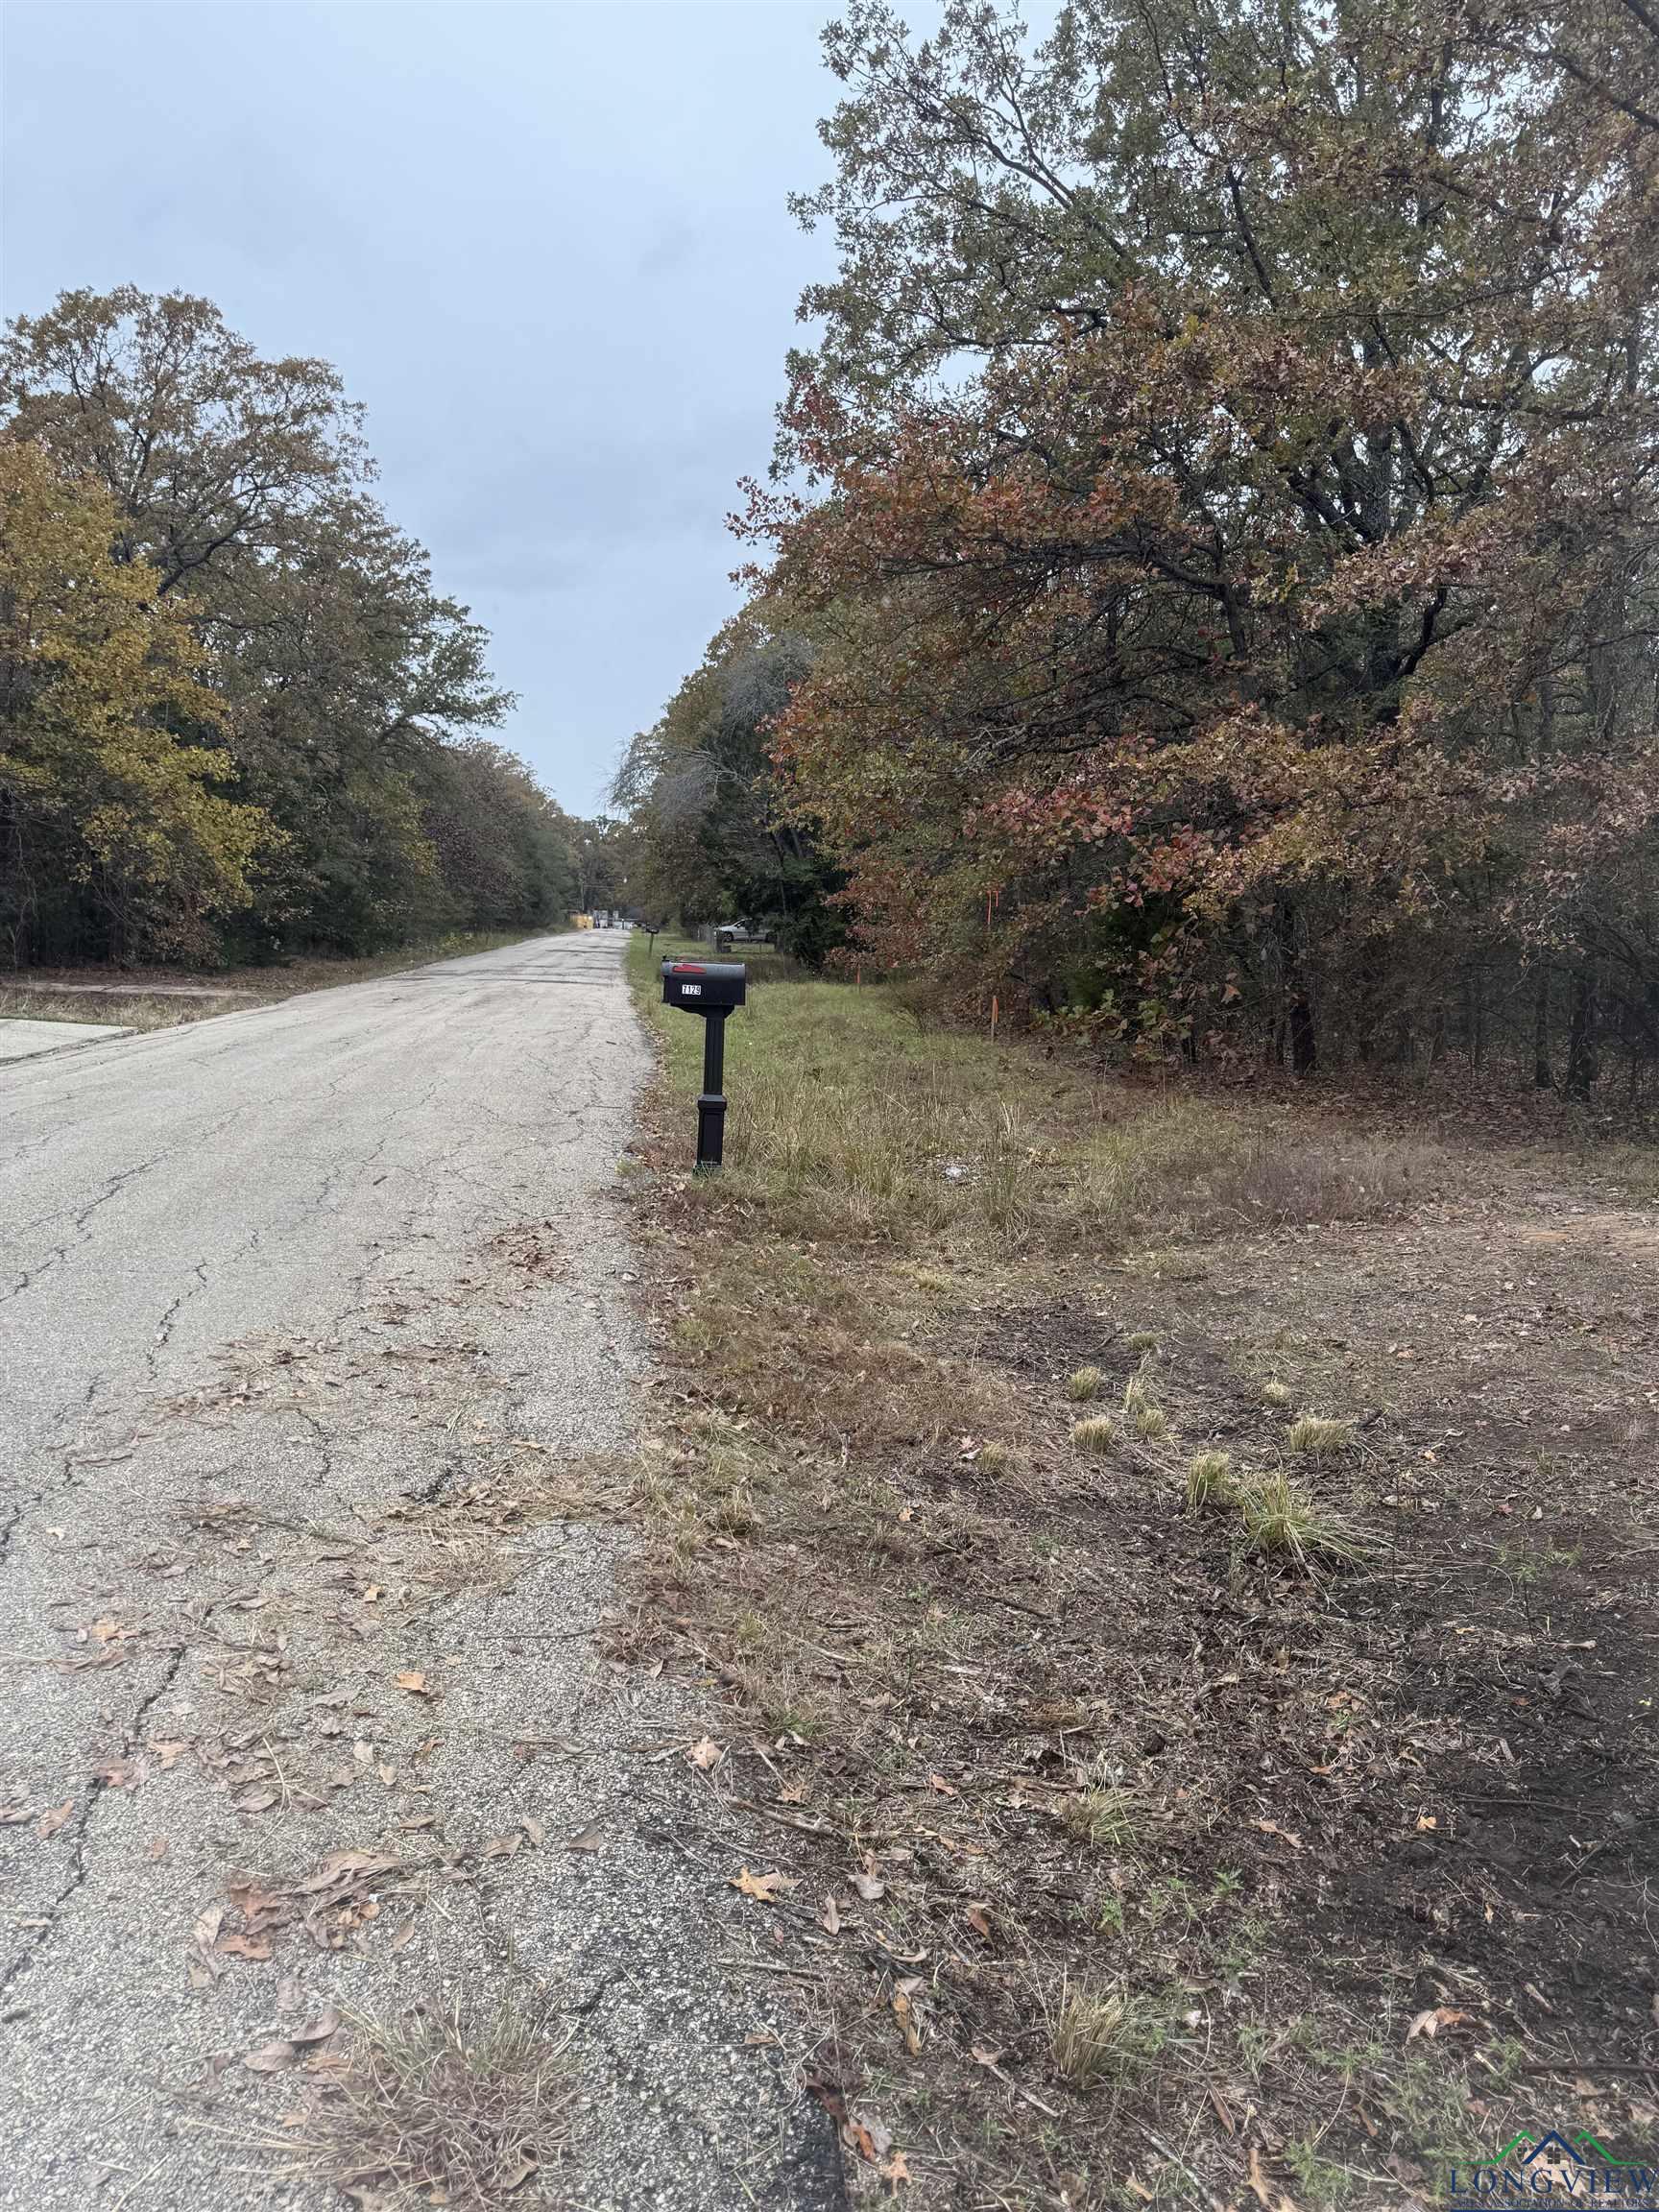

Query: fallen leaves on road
<box><xmin>215</xmin><ymin>1932</ymin><xmax>275</xmax><ymax>1962</ymax></box>
<box><xmin>223</xmin><ymin>1845</ymin><xmax>423</xmax><ymax>1954</ymax></box>
<box><xmin>244</xmin><ymin>2039</ymin><xmax>300</xmax><ymax>2074</ymax></box>
<box><xmin>292</xmin><ymin>2005</ymin><xmax>342</xmax><ymax>2045</ymax></box>
<box><xmin>36</xmin><ymin>1799</ymin><xmax>73</xmax><ymax>1840</ymax></box>
<box><xmin>394</xmin><ymin>1670</ymin><xmax>437</xmax><ymax>1697</ymax></box>
<box><xmin>687</xmin><ymin>1736</ymin><xmax>724</xmax><ymax>1770</ymax></box>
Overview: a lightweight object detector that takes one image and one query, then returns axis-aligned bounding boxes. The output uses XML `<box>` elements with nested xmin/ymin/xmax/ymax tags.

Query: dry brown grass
<box><xmin>1185</xmin><ymin>1449</ymin><xmax>1236</xmax><ymax>1510</ymax></box>
<box><xmin>1049</xmin><ymin>1978</ymin><xmax>1157</xmax><ymax>2090</ymax></box>
<box><xmin>1237</xmin><ymin>1471</ymin><xmax>1366</xmax><ymax>1570</ymax></box>
<box><xmin>288</xmin><ymin>1998</ymin><xmax>568</xmax><ymax>2209</ymax></box>
<box><xmin>606</xmin><ymin>941</ymin><xmax>1655</xmax><ymax>2207</ymax></box>
<box><xmin>1286</xmin><ymin>1413</ymin><xmax>1354</xmax><ymax>1457</ymax></box>
<box><xmin>650</xmin><ymin>936</ymin><xmax>1436</xmax><ymax>1256</ymax></box>
<box><xmin>0</xmin><ymin>987</ymin><xmax>203</xmax><ymax>1033</ymax></box>
<box><xmin>1070</xmin><ymin>1413</ymin><xmax>1118</xmax><ymax>1455</ymax></box>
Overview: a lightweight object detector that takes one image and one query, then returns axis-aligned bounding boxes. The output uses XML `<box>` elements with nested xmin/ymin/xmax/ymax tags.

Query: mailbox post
<box><xmin>660</xmin><ymin>960</ymin><xmax>748</xmax><ymax>1169</ymax></box>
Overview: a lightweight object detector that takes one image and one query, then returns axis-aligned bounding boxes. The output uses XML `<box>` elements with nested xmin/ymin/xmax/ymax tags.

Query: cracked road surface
<box><xmin>0</xmin><ymin>931</ymin><xmax>841</xmax><ymax>2211</ymax></box>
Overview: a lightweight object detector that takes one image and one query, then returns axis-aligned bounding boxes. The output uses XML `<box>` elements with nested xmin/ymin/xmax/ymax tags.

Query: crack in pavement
<box><xmin>0</xmin><ymin>930</ymin><xmax>843</xmax><ymax>2211</ymax></box>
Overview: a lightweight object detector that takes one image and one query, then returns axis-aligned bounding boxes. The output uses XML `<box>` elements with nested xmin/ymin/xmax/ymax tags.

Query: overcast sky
<box><xmin>1</xmin><ymin>0</ymin><xmax>843</xmax><ymax>813</ymax></box>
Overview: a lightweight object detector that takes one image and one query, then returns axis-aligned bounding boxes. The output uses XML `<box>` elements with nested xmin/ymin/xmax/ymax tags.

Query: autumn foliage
<box><xmin>1</xmin><ymin>290</ymin><xmax>583</xmax><ymax>967</ymax></box>
<box><xmin>732</xmin><ymin>0</ymin><xmax>1659</xmax><ymax>1092</ymax></box>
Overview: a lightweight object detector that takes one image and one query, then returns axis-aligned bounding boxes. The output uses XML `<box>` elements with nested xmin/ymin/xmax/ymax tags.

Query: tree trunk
<box><xmin>1533</xmin><ymin>970</ymin><xmax>1551</xmax><ymax>1089</ymax></box>
<box><xmin>1289</xmin><ymin>994</ymin><xmax>1316</xmax><ymax>1075</ymax></box>
<box><xmin>1564</xmin><ymin>969</ymin><xmax>1599</xmax><ymax>1101</ymax></box>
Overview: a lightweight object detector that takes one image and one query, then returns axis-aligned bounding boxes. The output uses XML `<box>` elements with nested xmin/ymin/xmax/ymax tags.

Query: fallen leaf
<box><xmin>820</xmin><ymin>1894</ymin><xmax>841</xmax><ymax>1936</ymax></box>
<box><xmin>1407</xmin><ymin>2006</ymin><xmax>1473</xmax><ymax>2041</ymax></box>
<box><xmin>395</xmin><ymin>1671</ymin><xmax>436</xmax><ymax>1696</ymax></box>
<box><xmin>687</xmin><ymin>1737</ymin><xmax>724</xmax><ymax>1771</ymax></box>
<box><xmin>36</xmin><ymin>1800</ymin><xmax>74</xmax><ymax>1840</ymax></box>
<box><xmin>852</xmin><ymin>1870</ymin><xmax>886</xmax><ymax>1902</ymax></box>
<box><xmin>1251</xmin><ymin>1817</ymin><xmax>1304</xmax><ymax>1852</ymax></box>
<box><xmin>733</xmin><ymin>1866</ymin><xmax>797</xmax><ymax>1903</ymax></box>
<box><xmin>147</xmin><ymin>1836</ymin><xmax>170</xmax><ymax>1862</ymax></box>
<box><xmin>235</xmin><ymin>1787</ymin><xmax>279</xmax><ymax>1815</ymax></box>
<box><xmin>565</xmin><ymin>1822</ymin><xmax>605</xmax><ymax>1853</ymax></box>
<box><xmin>1245</xmin><ymin>2143</ymin><xmax>1302</xmax><ymax>2212</ymax></box>
<box><xmin>880</xmin><ymin>2149</ymin><xmax>912</xmax><ymax>2184</ymax></box>
<box><xmin>151</xmin><ymin>1740</ymin><xmax>187</xmax><ymax>1770</ymax></box>
<box><xmin>847</xmin><ymin>2111</ymin><xmax>893</xmax><ymax>2165</ymax></box>
<box><xmin>520</xmin><ymin>1815</ymin><xmax>545</xmax><ymax>1847</ymax></box>
<box><xmin>891</xmin><ymin>1986</ymin><xmax>922</xmax><ymax>2055</ymax></box>
<box><xmin>291</xmin><ymin>2006</ymin><xmax>342</xmax><ymax>2045</ymax></box>
<box><xmin>481</xmin><ymin>1830</ymin><xmax>522</xmax><ymax>1859</ymax></box>
<box><xmin>214</xmin><ymin>1932</ymin><xmax>274</xmax><ymax>1961</ymax></box>
<box><xmin>964</xmin><ymin>1902</ymin><xmax>993</xmax><ymax>1938</ymax></box>
<box><xmin>243</xmin><ymin>2039</ymin><xmax>299</xmax><ymax>2073</ymax></box>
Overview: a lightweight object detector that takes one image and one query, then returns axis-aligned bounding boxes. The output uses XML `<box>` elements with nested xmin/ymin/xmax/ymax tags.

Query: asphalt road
<box><xmin>0</xmin><ymin>931</ymin><xmax>839</xmax><ymax>2211</ymax></box>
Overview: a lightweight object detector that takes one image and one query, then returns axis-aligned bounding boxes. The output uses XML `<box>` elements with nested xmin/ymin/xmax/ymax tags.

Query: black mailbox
<box><xmin>661</xmin><ymin>960</ymin><xmax>747</xmax><ymax>1012</ymax></box>
<box><xmin>659</xmin><ymin>959</ymin><xmax>748</xmax><ymax>1168</ymax></box>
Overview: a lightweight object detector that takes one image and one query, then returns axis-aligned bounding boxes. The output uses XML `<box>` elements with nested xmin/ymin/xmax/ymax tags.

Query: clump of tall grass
<box><xmin>1049</xmin><ymin>1977</ymin><xmax>1159</xmax><ymax>2088</ymax></box>
<box><xmin>1185</xmin><ymin>1450</ymin><xmax>1236</xmax><ymax>1511</ymax></box>
<box><xmin>1122</xmin><ymin>1367</ymin><xmax>1168</xmax><ymax>1442</ymax></box>
<box><xmin>1071</xmin><ymin>1415</ymin><xmax>1117</xmax><ymax>1456</ymax></box>
<box><xmin>1238</xmin><ymin>1473</ymin><xmax>1365</xmax><ymax>1572</ymax></box>
<box><xmin>1286</xmin><ymin>1415</ymin><xmax>1354</xmax><ymax>1458</ymax></box>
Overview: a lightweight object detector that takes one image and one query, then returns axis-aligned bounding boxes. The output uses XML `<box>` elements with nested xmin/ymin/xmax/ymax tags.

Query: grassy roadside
<box><xmin>613</xmin><ymin>939</ymin><xmax>1659</xmax><ymax>2206</ymax></box>
<box><xmin>0</xmin><ymin>927</ymin><xmax>561</xmax><ymax>1034</ymax></box>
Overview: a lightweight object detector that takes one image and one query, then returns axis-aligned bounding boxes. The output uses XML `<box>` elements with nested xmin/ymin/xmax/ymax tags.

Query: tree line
<box><xmin>1</xmin><ymin>288</ymin><xmax>588</xmax><ymax>969</ymax></box>
<box><xmin>621</xmin><ymin>0</ymin><xmax>1659</xmax><ymax>1098</ymax></box>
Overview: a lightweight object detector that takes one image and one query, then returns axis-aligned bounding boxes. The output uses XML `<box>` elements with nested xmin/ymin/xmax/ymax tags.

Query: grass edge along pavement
<box><xmin>610</xmin><ymin>935</ymin><xmax>1659</xmax><ymax>2208</ymax></box>
<box><xmin>0</xmin><ymin>926</ymin><xmax>566</xmax><ymax>1034</ymax></box>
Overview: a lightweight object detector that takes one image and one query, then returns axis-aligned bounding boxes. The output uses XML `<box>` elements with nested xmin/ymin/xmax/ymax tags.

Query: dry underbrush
<box><xmin>610</xmin><ymin>941</ymin><xmax>1658</xmax><ymax>2208</ymax></box>
<box><xmin>282</xmin><ymin>1997</ymin><xmax>567</xmax><ymax>2209</ymax></box>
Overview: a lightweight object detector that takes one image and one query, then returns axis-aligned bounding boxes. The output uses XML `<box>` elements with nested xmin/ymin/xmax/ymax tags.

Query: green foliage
<box><xmin>0</xmin><ymin>441</ymin><xmax>268</xmax><ymax>963</ymax></box>
<box><xmin>1</xmin><ymin>289</ymin><xmax>583</xmax><ymax>966</ymax></box>
<box><xmin>613</xmin><ymin>615</ymin><xmax>847</xmax><ymax>966</ymax></box>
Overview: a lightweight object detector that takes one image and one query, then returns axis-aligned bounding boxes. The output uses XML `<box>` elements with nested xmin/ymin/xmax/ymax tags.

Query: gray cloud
<box><xmin>1</xmin><ymin>0</ymin><xmax>837</xmax><ymax>812</ymax></box>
